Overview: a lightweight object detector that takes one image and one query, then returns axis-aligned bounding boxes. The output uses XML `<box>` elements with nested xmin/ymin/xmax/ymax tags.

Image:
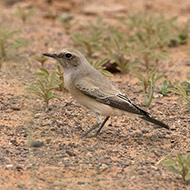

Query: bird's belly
<box><xmin>65</xmin><ymin>82</ymin><xmax>134</xmax><ymax>117</ymax></box>
<box><xmin>74</xmin><ymin>93</ymin><xmax>126</xmax><ymax>116</ymax></box>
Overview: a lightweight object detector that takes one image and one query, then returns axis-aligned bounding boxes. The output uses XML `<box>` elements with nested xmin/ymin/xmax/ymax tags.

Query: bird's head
<box><xmin>43</xmin><ymin>48</ymin><xmax>85</xmax><ymax>69</ymax></box>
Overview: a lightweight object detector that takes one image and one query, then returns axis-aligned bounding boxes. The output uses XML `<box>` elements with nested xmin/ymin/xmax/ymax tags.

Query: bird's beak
<box><xmin>43</xmin><ymin>53</ymin><xmax>57</xmax><ymax>58</ymax></box>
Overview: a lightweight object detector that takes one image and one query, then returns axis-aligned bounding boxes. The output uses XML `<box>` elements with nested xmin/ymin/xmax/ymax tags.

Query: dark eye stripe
<box><xmin>57</xmin><ymin>53</ymin><xmax>64</xmax><ymax>58</ymax></box>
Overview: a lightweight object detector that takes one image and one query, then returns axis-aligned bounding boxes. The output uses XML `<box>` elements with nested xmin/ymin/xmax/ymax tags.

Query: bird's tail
<box><xmin>141</xmin><ymin>115</ymin><xmax>169</xmax><ymax>129</ymax></box>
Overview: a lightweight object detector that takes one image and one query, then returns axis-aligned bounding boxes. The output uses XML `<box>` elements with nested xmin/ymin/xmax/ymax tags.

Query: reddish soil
<box><xmin>0</xmin><ymin>0</ymin><xmax>190</xmax><ymax>189</ymax></box>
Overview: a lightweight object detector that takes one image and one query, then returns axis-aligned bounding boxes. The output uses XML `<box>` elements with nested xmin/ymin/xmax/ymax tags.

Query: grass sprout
<box><xmin>131</xmin><ymin>68</ymin><xmax>164</xmax><ymax>106</ymax></box>
<box><xmin>168</xmin><ymin>80</ymin><xmax>190</xmax><ymax>109</ymax></box>
<box><xmin>159</xmin><ymin>80</ymin><xmax>169</xmax><ymax>96</ymax></box>
<box><xmin>89</xmin><ymin>58</ymin><xmax>113</xmax><ymax>77</ymax></box>
<box><xmin>15</xmin><ymin>6</ymin><xmax>36</xmax><ymax>23</ymax></box>
<box><xmin>59</xmin><ymin>13</ymin><xmax>73</xmax><ymax>31</ymax></box>
<box><xmin>34</xmin><ymin>55</ymin><xmax>48</xmax><ymax>67</ymax></box>
<box><xmin>25</xmin><ymin>68</ymin><xmax>61</xmax><ymax>106</ymax></box>
<box><xmin>161</xmin><ymin>153</ymin><xmax>190</xmax><ymax>181</ymax></box>
<box><xmin>0</xmin><ymin>27</ymin><xmax>28</xmax><ymax>67</ymax></box>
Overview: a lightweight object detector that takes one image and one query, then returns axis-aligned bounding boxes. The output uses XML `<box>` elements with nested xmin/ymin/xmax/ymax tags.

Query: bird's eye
<box><xmin>65</xmin><ymin>53</ymin><xmax>72</xmax><ymax>59</ymax></box>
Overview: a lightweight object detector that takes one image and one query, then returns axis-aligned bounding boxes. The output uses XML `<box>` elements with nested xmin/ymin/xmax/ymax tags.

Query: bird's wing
<box><xmin>75</xmin><ymin>79</ymin><xmax>149</xmax><ymax>116</ymax></box>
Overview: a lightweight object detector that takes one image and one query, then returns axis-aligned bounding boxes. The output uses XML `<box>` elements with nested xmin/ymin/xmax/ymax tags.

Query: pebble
<box><xmin>66</xmin><ymin>150</ymin><xmax>76</xmax><ymax>157</ymax></box>
<box><xmin>97</xmin><ymin>163</ymin><xmax>109</xmax><ymax>174</ymax></box>
<box><xmin>29</xmin><ymin>141</ymin><xmax>44</xmax><ymax>148</ymax></box>
<box><xmin>10</xmin><ymin>139</ymin><xmax>19</xmax><ymax>146</ymax></box>
<box><xmin>15</xmin><ymin>166</ymin><xmax>23</xmax><ymax>171</ymax></box>
<box><xmin>137</xmin><ymin>141</ymin><xmax>143</xmax><ymax>145</ymax></box>
<box><xmin>142</xmin><ymin>129</ymin><xmax>150</xmax><ymax>133</ymax></box>
<box><xmin>6</xmin><ymin>164</ymin><xmax>13</xmax><ymax>168</ymax></box>
<box><xmin>77</xmin><ymin>181</ymin><xmax>85</xmax><ymax>185</ymax></box>
<box><xmin>17</xmin><ymin>183</ymin><xmax>27</xmax><ymax>189</ymax></box>
<box><xmin>11</xmin><ymin>105</ymin><xmax>21</xmax><ymax>111</ymax></box>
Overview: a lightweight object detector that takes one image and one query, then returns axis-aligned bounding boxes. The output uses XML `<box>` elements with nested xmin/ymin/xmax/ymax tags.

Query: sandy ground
<box><xmin>0</xmin><ymin>0</ymin><xmax>190</xmax><ymax>189</ymax></box>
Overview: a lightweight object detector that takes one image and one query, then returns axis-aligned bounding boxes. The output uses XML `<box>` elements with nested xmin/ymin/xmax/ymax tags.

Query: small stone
<box><xmin>6</xmin><ymin>164</ymin><xmax>13</xmax><ymax>168</ymax></box>
<box><xmin>65</xmin><ymin>102</ymin><xmax>73</xmax><ymax>107</ymax></box>
<box><xmin>29</xmin><ymin>141</ymin><xmax>44</xmax><ymax>148</ymax></box>
<box><xmin>139</xmin><ymin>171</ymin><xmax>144</xmax><ymax>175</ymax></box>
<box><xmin>137</xmin><ymin>141</ymin><xmax>143</xmax><ymax>145</ymax></box>
<box><xmin>134</xmin><ymin>132</ymin><xmax>143</xmax><ymax>137</ymax></box>
<box><xmin>165</xmin><ymin>134</ymin><xmax>171</xmax><ymax>138</ymax></box>
<box><xmin>66</xmin><ymin>150</ymin><xmax>76</xmax><ymax>157</ymax></box>
<box><xmin>130</xmin><ymin>176</ymin><xmax>136</xmax><ymax>180</ymax></box>
<box><xmin>17</xmin><ymin>183</ymin><xmax>27</xmax><ymax>189</ymax></box>
<box><xmin>46</xmin><ymin>139</ymin><xmax>51</xmax><ymax>144</ymax></box>
<box><xmin>11</xmin><ymin>105</ymin><xmax>21</xmax><ymax>110</ymax></box>
<box><xmin>86</xmin><ymin>152</ymin><xmax>92</xmax><ymax>157</ymax></box>
<box><xmin>77</xmin><ymin>181</ymin><xmax>85</xmax><ymax>185</ymax></box>
<box><xmin>34</xmin><ymin>113</ymin><xmax>41</xmax><ymax>118</ymax></box>
<box><xmin>10</xmin><ymin>139</ymin><xmax>19</xmax><ymax>146</ymax></box>
<box><xmin>142</xmin><ymin>129</ymin><xmax>149</xmax><ymax>133</ymax></box>
<box><xmin>16</xmin><ymin>166</ymin><xmax>23</xmax><ymax>171</ymax></box>
<box><xmin>97</xmin><ymin>164</ymin><xmax>109</xmax><ymax>174</ymax></box>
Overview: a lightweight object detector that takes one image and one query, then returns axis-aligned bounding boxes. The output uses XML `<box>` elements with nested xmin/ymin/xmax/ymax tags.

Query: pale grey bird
<box><xmin>43</xmin><ymin>48</ymin><xmax>169</xmax><ymax>138</ymax></box>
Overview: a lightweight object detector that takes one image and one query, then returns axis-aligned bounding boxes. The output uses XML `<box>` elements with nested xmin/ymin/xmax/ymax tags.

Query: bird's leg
<box><xmin>80</xmin><ymin>113</ymin><xmax>101</xmax><ymax>138</ymax></box>
<box><xmin>93</xmin><ymin>116</ymin><xmax>110</xmax><ymax>137</ymax></box>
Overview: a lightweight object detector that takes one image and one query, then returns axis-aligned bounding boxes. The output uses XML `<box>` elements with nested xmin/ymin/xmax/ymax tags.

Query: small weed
<box><xmin>72</xmin><ymin>14</ymin><xmax>189</xmax><ymax>73</ymax></box>
<box><xmin>161</xmin><ymin>153</ymin><xmax>190</xmax><ymax>181</ymax></box>
<box><xmin>168</xmin><ymin>80</ymin><xmax>190</xmax><ymax>109</ymax></box>
<box><xmin>131</xmin><ymin>68</ymin><xmax>164</xmax><ymax>106</ymax></box>
<box><xmin>124</xmin><ymin>13</ymin><xmax>172</xmax><ymax>69</ymax></box>
<box><xmin>72</xmin><ymin>18</ymin><xmax>105</xmax><ymax>57</ymax></box>
<box><xmin>40</xmin><ymin>38</ymin><xmax>53</xmax><ymax>52</ymax></box>
<box><xmin>55</xmin><ymin>64</ymin><xmax>65</xmax><ymax>91</ymax></box>
<box><xmin>102</xmin><ymin>30</ymin><xmax>140</xmax><ymax>74</ymax></box>
<box><xmin>34</xmin><ymin>55</ymin><xmax>48</xmax><ymax>67</ymax></box>
<box><xmin>15</xmin><ymin>6</ymin><xmax>36</xmax><ymax>23</ymax></box>
<box><xmin>169</xmin><ymin>19</ymin><xmax>190</xmax><ymax>47</ymax></box>
<box><xmin>159</xmin><ymin>80</ymin><xmax>169</xmax><ymax>96</ymax></box>
<box><xmin>45</xmin><ymin>11</ymin><xmax>58</xmax><ymax>26</ymax></box>
<box><xmin>0</xmin><ymin>27</ymin><xmax>28</xmax><ymax>67</ymax></box>
<box><xmin>126</xmin><ymin>14</ymin><xmax>176</xmax><ymax>48</ymax></box>
<box><xmin>89</xmin><ymin>58</ymin><xmax>113</xmax><ymax>77</ymax></box>
<box><xmin>25</xmin><ymin>68</ymin><xmax>61</xmax><ymax>106</ymax></box>
<box><xmin>59</xmin><ymin>13</ymin><xmax>73</xmax><ymax>31</ymax></box>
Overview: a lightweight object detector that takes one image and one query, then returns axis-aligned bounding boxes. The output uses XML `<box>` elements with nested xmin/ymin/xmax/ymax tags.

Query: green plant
<box><xmin>89</xmin><ymin>58</ymin><xmax>113</xmax><ymax>77</ymax></box>
<box><xmin>72</xmin><ymin>18</ymin><xmax>105</xmax><ymax>57</ymax></box>
<box><xmin>168</xmin><ymin>80</ymin><xmax>190</xmax><ymax>109</ymax></box>
<box><xmin>131</xmin><ymin>68</ymin><xmax>164</xmax><ymax>106</ymax></box>
<box><xmin>45</xmin><ymin>11</ymin><xmax>58</xmax><ymax>26</ymax></box>
<box><xmin>169</xmin><ymin>19</ymin><xmax>190</xmax><ymax>47</ymax></box>
<box><xmin>40</xmin><ymin>38</ymin><xmax>54</xmax><ymax>52</ymax></box>
<box><xmin>59</xmin><ymin>13</ymin><xmax>73</xmax><ymax>31</ymax></box>
<box><xmin>34</xmin><ymin>55</ymin><xmax>48</xmax><ymax>67</ymax></box>
<box><xmin>161</xmin><ymin>153</ymin><xmax>190</xmax><ymax>181</ymax></box>
<box><xmin>159</xmin><ymin>80</ymin><xmax>169</xmax><ymax>96</ymax></box>
<box><xmin>0</xmin><ymin>27</ymin><xmax>28</xmax><ymax>67</ymax></box>
<box><xmin>125</xmin><ymin>14</ymin><xmax>172</xmax><ymax>69</ymax></box>
<box><xmin>102</xmin><ymin>30</ymin><xmax>140</xmax><ymax>74</ymax></box>
<box><xmin>122</xmin><ymin>14</ymin><xmax>190</xmax><ymax>69</ymax></box>
<box><xmin>127</xmin><ymin>14</ymin><xmax>176</xmax><ymax>47</ymax></box>
<box><xmin>136</xmin><ymin>46</ymin><xmax>170</xmax><ymax>70</ymax></box>
<box><xmin>25</xmin><ymin>68</ymin><xmax>61</xmax><ymax>106</ymax></box>
<box><xmin>55</xmin><ymin>64</ymin><xmax>65</xmax><ymax>91</ymax></box>
<box><xmin>15</xmin><ymin>6</ymin><xmax>36</xmax><ymax>23</ymax></box>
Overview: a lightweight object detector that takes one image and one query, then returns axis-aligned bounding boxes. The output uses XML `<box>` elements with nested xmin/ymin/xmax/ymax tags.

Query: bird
<box><xmin>43</xmin><ymin>48</ymin><xmax>169</xmax><ymax>138</ymax></box>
